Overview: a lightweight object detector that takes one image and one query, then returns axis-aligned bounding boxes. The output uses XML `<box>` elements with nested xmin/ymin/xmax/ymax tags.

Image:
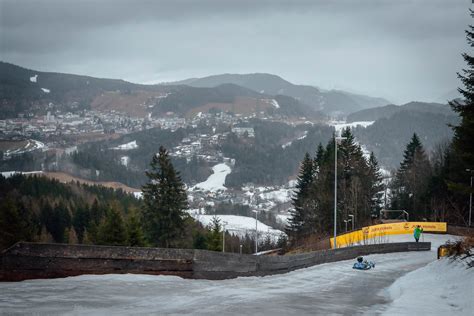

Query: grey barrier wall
<box><xmin>0</xmin><ymin>242</ymin><xmax>431</xmax><ymax>281</ymax></box>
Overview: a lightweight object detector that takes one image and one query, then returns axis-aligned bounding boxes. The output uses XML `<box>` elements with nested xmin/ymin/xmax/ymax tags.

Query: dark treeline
<box><xmin>222</xmin><ymin>121</ymin><xmax>333</xmax><ymax>186</ymax></box>
<box><xmin>286</xmin><ymin>128</ymin><xmax>383</xmax><ymax>245</ymax></box>
<box><xmin>0</xmin><ymin>150</ymin><xmax>280</xmax><ymax>253</ymax></box>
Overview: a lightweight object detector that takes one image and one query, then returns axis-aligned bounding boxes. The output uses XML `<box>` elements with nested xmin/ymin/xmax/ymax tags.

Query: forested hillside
<box><xmin>347</xmin><ymin>101</ymin><xmax>454</xmax><ymax>122</ymax></box>
<box><xmin>353</xmin><ymin>110</ymin><xmax>458</xmax><ymax>168</ymax></box>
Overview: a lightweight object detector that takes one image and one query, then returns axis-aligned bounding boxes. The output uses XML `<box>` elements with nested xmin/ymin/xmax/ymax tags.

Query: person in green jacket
<box><xmin>414</xmin><ymin>225</ymin><xmax>423</xmax><ymax>242</ymax></box>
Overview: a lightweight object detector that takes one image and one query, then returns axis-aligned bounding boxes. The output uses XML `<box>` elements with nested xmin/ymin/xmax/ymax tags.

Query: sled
<box><xmin>352</xmin><ymin>261</ymin><xmax>375</xmax><ymax>270</ymax></box>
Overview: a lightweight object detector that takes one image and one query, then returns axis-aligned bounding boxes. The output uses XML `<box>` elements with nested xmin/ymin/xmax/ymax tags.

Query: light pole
<box><xmin>343</xmin><ymin>219</ymin><xmax>351</xmax><ymax>232</ymax></box>
<box><xmin>348</xmin><ymin>214</ymin><xmax>354</xmax><ymax>230</ymax></box>
<box><xmin>222</xmin><ymin>221</ymin><xmax>228</xmax><ymax>253</ymax></box>
<box><xmin>467</xmin><ymin>169</ymin><xmax>473</xmax><ymax>227</ymax></box>
<box><xmin>334</xmin><ymin>135</ymin><xmax>347</xmax><ymax>248</ymax></box>
<box><xmin>253</xmin><ymin>210</ymin><xmax>259</xmax><ymax>254</ymax></box>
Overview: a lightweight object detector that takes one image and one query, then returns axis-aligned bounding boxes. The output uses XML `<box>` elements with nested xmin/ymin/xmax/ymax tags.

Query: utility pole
<box><xmin>334</xmin><ymin>135</ymin><xmax>347</xmax><ymax>248</ymax></box>
<box><xmin>222</xmin><ymin>221</ymin><xmax>228</xmax><ymax>253</ymax></box>
<box><xmin>255</xmin><ymin>210</ymin><xmax>258</xmax><ymax>254</ymax></box>
<box><xmin>467</xmin><ymin>169</ymin><xmax>473</xmax><ymax>227</ymax></box>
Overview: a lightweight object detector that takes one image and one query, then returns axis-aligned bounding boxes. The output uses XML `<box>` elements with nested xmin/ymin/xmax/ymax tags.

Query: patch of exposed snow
<box><xmin>120</xmin><ymin>156</ymin><xmax>130</xmax><ymax>167</ymax></box>
<box><xmin>259</xmin><ymin>189</ymin><xmax>292</xmax><ymax>204</ymax></box>
<box><xmin>270</xmin><ymin>99</ymin><xmax>280</xmax><ymax>109</ymax></box>
<box><xmin>132</xmin><ymin>191</ymin><xmax>142</xmax><ymax>199</ymax></box>
<box><xmin>282</xmin><ymin>131</ymin><xmax>308</xmax><ymax>149</ymax></box>
<box><xmin>4</xmin><ymin>139</ymin><xmax>45</xmax><ymax>158</ymax></box>
<box><xmin>41</xmin><ymin>88</ymin><xmax>50</xmax><ymax>93</ymax></box>
<box><xmin>112</xmin><ymin>140</ymin><xmax>138</xmax><ymax>150</ymax></box>
<box><xmin>276</xmin><ymin>213</ymin><xmax>291</xmax><ymax>225</ymax></box>
<box><xmin>192</xmin><ymin>163</ymin><xmax>231</xmax><ymax>192</ymax></box>
<box><xmin>1</xmin><ymin>171</ymin><xmax>43</xmax><ymax>178</ymax></box>
<box><xmin>331</xmin><ymin>121</ymin><xmax>375</xmax><ymax>133</ymax></box>
<box><xmin>30</xmin><ymin>74</ymin><xmax>37</xmax><ymax>83</ymax></box>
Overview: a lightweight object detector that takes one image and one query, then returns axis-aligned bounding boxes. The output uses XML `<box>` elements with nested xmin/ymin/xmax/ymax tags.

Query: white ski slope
<box><xmin>192</xmin><ymin>163</ymin><xmax>231</xmax><ymax>192</ymax></box>
<box><xmin>0</xmin><ymin>234</ymin><xmax>469</xmax><ymax>315</ymax></box>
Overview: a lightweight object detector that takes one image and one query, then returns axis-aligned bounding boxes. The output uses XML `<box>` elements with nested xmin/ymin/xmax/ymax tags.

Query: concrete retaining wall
<box><xmin>0</xmin><ymin>242</ymin><xmax>430</xmax><ymax>281</ymax></box>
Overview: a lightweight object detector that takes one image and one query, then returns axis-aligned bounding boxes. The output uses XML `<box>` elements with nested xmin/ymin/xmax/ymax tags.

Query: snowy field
<box><xmin>192</xmin><ymin>163</ymin><xmax>231</xmax><ymax>192</ymax></box>
<box><xmin>187</xmin><ymin>212</ymin><xmax>286</xmax><ymax>242</ymax></box>
<box><xmin>0</xmin><ymin>234</ymin><xmax>470</xmax><ymax>315</ymax></box>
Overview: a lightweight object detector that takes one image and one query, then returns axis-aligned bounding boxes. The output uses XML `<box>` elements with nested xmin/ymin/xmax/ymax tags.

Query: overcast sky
<box><xmin>1</xmin><ymin>0</ymin><xmax>472</xmax><ymax>103</ymax></box>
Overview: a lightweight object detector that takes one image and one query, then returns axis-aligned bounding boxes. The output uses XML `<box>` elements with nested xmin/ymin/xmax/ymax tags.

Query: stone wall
<box><xmin>0</xmin><ymin>242</ymin><xmax>431</xmax><ymax>282</ymax></box>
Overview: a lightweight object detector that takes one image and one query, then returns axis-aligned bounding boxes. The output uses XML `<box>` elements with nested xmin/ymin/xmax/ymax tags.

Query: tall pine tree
<box><xmin>286</xmin><ymin>152</ymin><xmax>314</xmax><ymax>242</ymax></box>
<box><xmin>450</xmin><ymin>10</ymin><xmax>474</xmax><ymax>169</ymax></box>
<box><xmin>142</xmin><ymin>146</ymin><xmax>188</xmax><ymax>248</ymax></box>
<box><xmin>391</xmin><ymin>134</ymin><xmax>431</xmax><ymax>219</ymax></box>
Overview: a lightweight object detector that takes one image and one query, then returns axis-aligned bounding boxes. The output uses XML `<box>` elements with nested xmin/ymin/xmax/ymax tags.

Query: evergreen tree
<box><xmin>391</xmin><ymin>134</ymin><xmax>431</xmax><ymax>219</ymax></box>
<box><xmin>97</xmin><ymin>207</ymin><xmax>127</xmax><ymax>246</ymax></box>
<box><xmin>450</xmin><ymin>10</ymin><xmax>474</xmax><ymax>169</ymax></box>
<box><xmin>367</xmin><ymin>152</ymin><xmax>384</xmax><ymax>217</ymax></box>
<box><xmin>286</xmin><ymin>152</ymin><xmax>314</xmax><ymax>241</ymax></box>
<box><xmin>142</xmin><ymin>146</ymin><xmax>189</xmax><ymax>248</ymax></box>
<box><xmin>126</xmin><ymin>211</ymin><xmax>146</xmax><ymax>247</ymax></box>
<box><xmin>206</xmin><ymin>215</ymin><xmax>222</xmax><ymax>251</ymax></box>
<box><xmin>0</xmin><ymin>195</ymin><xmax>34</xmax><ymax>249</ymax></box>
<box><xmin>192</xmin><ymin>231</ymin><xmax>208</xmax><ymax>250</ymax></box>
<box><xmin>445</xmin><ymin>10</ymin><xmax>474</xmax><ymax>225</ymax></box>
<box><xmin>72</xmin><ymin>204</ymin><xmax>90</xmax><ymax>244</ymax></box>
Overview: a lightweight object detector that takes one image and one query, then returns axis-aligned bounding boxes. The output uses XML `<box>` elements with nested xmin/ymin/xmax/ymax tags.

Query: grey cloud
<box><xmin>0</xmin><ymin>0</ymin><xmax>471</xmax><ymax>103</ymax></box>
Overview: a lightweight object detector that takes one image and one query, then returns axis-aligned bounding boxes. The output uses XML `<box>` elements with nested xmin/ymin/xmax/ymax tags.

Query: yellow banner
<box><xmin>330</xmin><ymin>222</ymin><xmax>447</xmax><ymax>248</ymax></box>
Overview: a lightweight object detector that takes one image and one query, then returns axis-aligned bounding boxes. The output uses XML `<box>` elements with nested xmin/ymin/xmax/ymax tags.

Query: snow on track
<box><xmin>0</xmin><ymin>234</ymin><xmax>466</xmax><ymax>315</ymax></box>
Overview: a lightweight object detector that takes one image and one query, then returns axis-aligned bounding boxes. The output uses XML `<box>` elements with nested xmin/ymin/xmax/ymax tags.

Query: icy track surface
<box><xmin>0</xmin><ymin>234</ymin><xmax>467</xmax><ymax>315</ymax></box>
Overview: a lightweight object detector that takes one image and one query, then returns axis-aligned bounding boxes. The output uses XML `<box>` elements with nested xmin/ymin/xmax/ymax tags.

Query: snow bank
<box><xmin>112</xmin><ymin>140</ymin><xmax>138</xmax><ymax>150</ymax></box>
<box><xmin>30</xmin><ymin>74</ymin><xmax>38</xmax><ymax>83</ymax></box>
<box><xmin>189</xmin><ymin>214</ymin><xmax>286</xmax><ymax>242</ymax></box>
<box><xmin>192</xmin><ymin>163</ymin><xmax>231</xmax><ymax>192</ymax></box>
<box><xmin>41</xmin><ymin>88</ymin><xmax>50</xmax><ymax>93</ymax></box>
<box><xmin>383</xmin><ymin>258</ymin><xmax>473</xmax><ymax>315</ymax></box>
